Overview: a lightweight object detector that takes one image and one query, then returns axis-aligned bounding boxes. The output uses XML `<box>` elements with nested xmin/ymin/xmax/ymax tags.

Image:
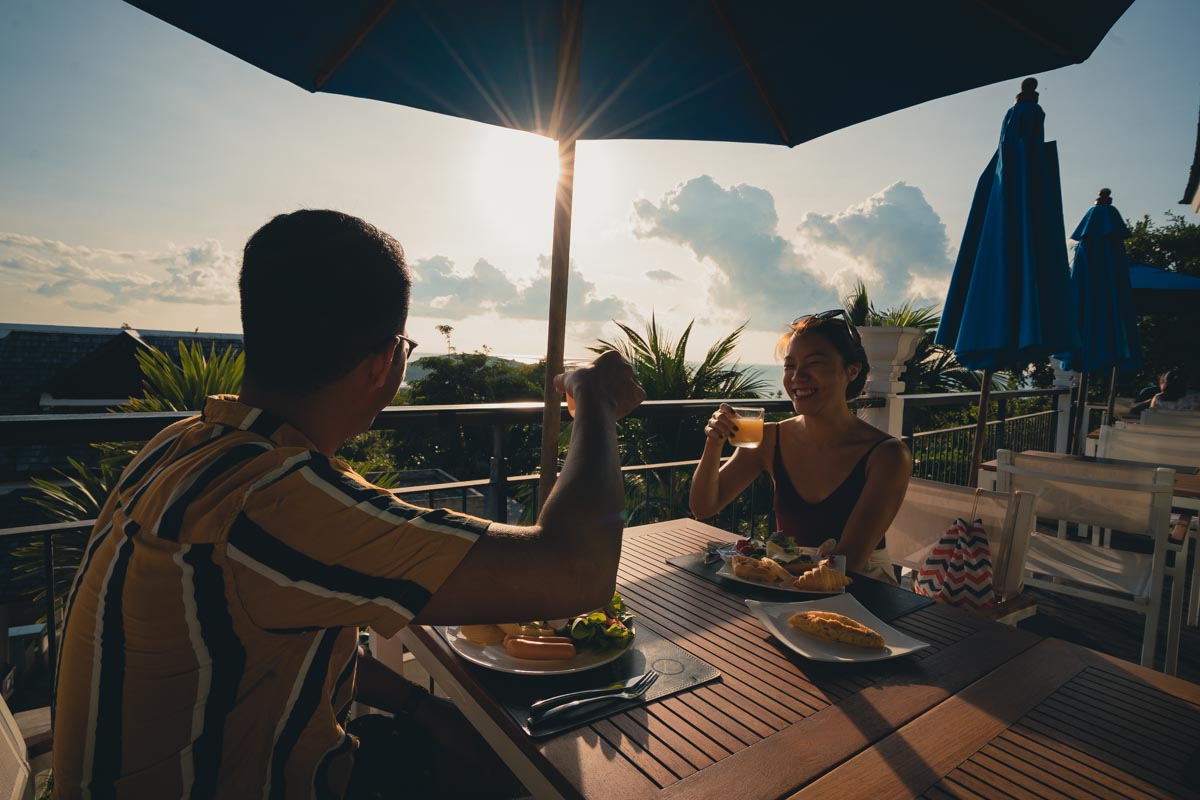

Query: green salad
<box><xmin>557</xmin><ymin>592</ymin><xmax>635</xmax><ymax>652</ymax></box>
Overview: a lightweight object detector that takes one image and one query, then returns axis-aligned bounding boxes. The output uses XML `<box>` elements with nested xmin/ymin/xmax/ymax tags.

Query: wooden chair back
<box><xmin>1102</xmin><ymin>424</ymin><xmax>1200</xmax><ymax>468</ymax></box>
<box><xmin>1141</xmin><ymin>408</ymin><xmax>1200</xmax><ymax>429</ymax></box>
<box><xmin>0</xmin><ymin>693</ymin><xmax>31</xmax><ymax>800</ymax></box>
<box><xmin>995</xmin><ymin>450</ymin><xmax>1174</xmax><ymax>541</ymax></box>
<box><xmin>887</xmin><ymin>478</ymin><xmax>1036</xmax><ymax>601</ymax></box>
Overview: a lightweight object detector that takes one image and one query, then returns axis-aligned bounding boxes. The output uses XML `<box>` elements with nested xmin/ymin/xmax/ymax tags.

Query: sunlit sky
<box><xmin>2</xmin><ymin>0</ymin><xmax>1198</xmax><ymax>363</ymax></box>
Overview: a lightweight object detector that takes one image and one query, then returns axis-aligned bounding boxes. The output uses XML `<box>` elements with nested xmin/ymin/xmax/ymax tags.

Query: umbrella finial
<box><xmin>1096</xmin><ymin>188</ymin><xmax>1113</xmax><ymax>205</ymax></box>
<box><xmin>1015</xmin><ymin>77</ymin><xmax>1039</xmax><ymax>104</ymax></box>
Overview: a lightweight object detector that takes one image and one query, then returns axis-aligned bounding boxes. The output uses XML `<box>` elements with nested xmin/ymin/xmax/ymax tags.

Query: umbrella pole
<box><xmin>1105</xmin><ymin>366</ymin><xmax>1119</xmax><ymax>426</ymax></box>
<box><xmin>967</xmin><ymin>370</ymin><xmax>993</xmax><ymax>488</ymax></box>
<box><xmin>537</xmin><ymin>137</ymin><xmax>576</xmax><ymax>508</ymax></box>
<box><xmin>537</xmin><ymin>0</ymin><xmax>583</xmax><ymax>510</ymax></box>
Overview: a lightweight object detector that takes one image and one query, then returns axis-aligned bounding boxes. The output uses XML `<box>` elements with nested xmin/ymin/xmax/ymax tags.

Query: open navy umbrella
<box><xmin>124</xmin><ymin>1</ymin><xmax>1131</xmax><ymax>503</ymax></box>
<box><xmin>1057</xmin><ymin>188</ymin><xmax>1140</xmax><ymax>444</ymax></box>
<box><xmin>1129</xmin><ymin>264</ymin><xmax>1200</xmax><ymax>314</ymax></box>
<box><xmin>935</xmin><ymin>78</ymin><xmax>1080</xmax><ymax>485</ymax></box>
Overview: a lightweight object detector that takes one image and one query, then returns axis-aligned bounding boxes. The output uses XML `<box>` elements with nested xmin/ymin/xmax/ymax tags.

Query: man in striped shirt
<box><xmin>52</xmin><ymin>210</ymin><xmax>645</xmax><ymax>799</ymax></box>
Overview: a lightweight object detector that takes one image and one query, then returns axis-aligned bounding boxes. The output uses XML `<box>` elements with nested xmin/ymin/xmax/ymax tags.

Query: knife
<box><xmin>528</xmin><ymin>672</ymin><xmax>650</xmax><ymax>719</ymax></box>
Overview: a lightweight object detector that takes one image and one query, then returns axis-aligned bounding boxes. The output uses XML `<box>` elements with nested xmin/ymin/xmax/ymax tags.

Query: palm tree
<box><xmin>592</xmin><ymin>316</ymin><xmax>770</xmax><ymax>401</ymax></box>
<box><xmin>585</xmin><ymin>316</ymin><xmax>770</xmax><ymax>525</ymax></box>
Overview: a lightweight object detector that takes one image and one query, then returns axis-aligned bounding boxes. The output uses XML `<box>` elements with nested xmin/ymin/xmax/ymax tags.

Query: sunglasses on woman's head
<box><xmin>792</xmin><ymin>309</ymin><xmax>861</xmax><ymax>343</ymax></box>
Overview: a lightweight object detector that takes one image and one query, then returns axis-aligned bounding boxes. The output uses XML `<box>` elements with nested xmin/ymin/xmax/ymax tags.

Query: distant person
<box><xmin>1128</xmin><ymin>380</ymin><xmax>1162</xmax><ymax>415</ymax></box>
<box><xmin>690</xmin><ymin>310</ymin><xmax>911</xmax><ymax>583</ymax></box>
<box><xmin>51</xmin><ymin>210</ymin><xmax>645</xmax><ymax>800</ymax></box>
<box><xmin>1151</xmin><ymin>368</ymin><xmax>1200</xmax><ymax>411</ymax></box>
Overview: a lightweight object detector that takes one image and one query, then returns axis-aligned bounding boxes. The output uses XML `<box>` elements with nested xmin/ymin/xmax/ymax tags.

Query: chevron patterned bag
<box><xmin>913</xmin><ymin>517</ymin><xmax>995</xmax><ymax>610</ymax></box>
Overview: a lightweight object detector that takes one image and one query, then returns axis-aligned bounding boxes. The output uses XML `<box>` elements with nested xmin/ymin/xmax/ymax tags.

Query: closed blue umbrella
<box><xmin>935</xmin><ymin>78</ymin><xmax>1080</xmax><ymax>484</ymax></box>
<box><xmin>124</xmin><ymin>2</ymin><xmax>1130</xmax><ymax>501</ymax></box>
<box><xmin>1057</xmin><ymin>189</ymin><xmax>1141</xmax><ymax>440</ymax></box>
<box><xmin>1058</xmin><ymin>189</ymin><xmax>1140</xmax><ymax>374</ymax></box>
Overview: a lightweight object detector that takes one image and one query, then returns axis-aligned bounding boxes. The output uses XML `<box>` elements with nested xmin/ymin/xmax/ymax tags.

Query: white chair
<box><xmin>0</xmin><ymin>693</ymin><xmax>33</xmax><ymax>800</ymax></box>
<box><xmin>995</xmin><ymin>449</ymin><xmax>1186</xmax><ymax>675</ymax></box>
<box><xmin>1100</xmin><ymin>423</ymin><xmax>1200</xmax><ymax>626</ymax></box>
<box><xmin>886</xmin><ymin>478</ymin><xmax>1037</xmax><ymax>623</ymax></box>
<box><xmin>1141</xmin><ymin>408</ymin><xmax>1200</xmax><ymax>429</ymax></box>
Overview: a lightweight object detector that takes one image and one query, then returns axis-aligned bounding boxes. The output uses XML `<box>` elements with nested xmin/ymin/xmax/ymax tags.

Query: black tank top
<box><xmin>771</xmin><ymin>424</ymin><xmax>889</xmax><ymax>548</ymax></box>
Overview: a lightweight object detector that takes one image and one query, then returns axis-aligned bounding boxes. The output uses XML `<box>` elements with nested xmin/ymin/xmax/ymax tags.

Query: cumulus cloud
<box><xmin>633</xmin><ymin>175</ymin><xmax>838</xmax><ymax>329</ymax></box>
<box><xmin>411</xmin><ymin>256</ymin><xmax>519</xmax><ymax>319</ymax></box>
<box><xmin>0</xmin><ymin>232</ymin><xmax>238</xmax><ymax>308</ymax></box>
<box><xmin>632</xmin><ymin>176</ymin><xmax>954</xmax><ymax>328</ymax></box>
<box><xmin>796</xmin><ymin>182</ymin><xmax>952</xmax><ymax>307</ymax></box>
<box><xmin>645</xmin><ymin>269</ymin><xmax>681</xmax><ymax>283</ymax></box>
<box><xmin>2</xmin><ymin>231</ymin><xmax>631</xmax><ymax>326</ymax></box>
<box><xmin>410</xmin><ymin>253</ymin><xmax>632</xmax><ymax>323</ymax></box>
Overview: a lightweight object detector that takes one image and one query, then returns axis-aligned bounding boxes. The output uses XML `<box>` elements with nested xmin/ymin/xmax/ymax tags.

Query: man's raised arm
<box><xmin>414</xmin><ymin>350</ymin><xmax>645</xmax><ymax>625</ymax></box>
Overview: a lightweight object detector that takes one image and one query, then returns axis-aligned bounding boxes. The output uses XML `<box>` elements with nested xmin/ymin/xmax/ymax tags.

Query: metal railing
<box><xmin>4</xmin><ymin>388</ymin><xmax>1077</xmax><ymax>700</ymax></box>
<box><xmin>902</xmin><ymin>387</ymin><xmax>1067</xmax><ymax>485</ymax></box>
<box><xmin>2</xmin><ymin>396</ymin><xmax>888</xmax><ymax>695</ymax></box>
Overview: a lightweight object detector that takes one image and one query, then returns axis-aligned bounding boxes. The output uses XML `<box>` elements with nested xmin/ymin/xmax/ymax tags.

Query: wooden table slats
<box><xmin>401</xmin><ymin>519</ymin><xmax>1092</xmax><ymax>799</ymax></box>
<box><xmin>796</xmin><ymin>638</ymin><xmax>1200</xmax><ymax>800</ymax></box>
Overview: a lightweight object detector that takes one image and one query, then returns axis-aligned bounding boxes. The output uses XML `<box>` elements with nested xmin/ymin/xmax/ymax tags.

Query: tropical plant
<box><xmin>119</xmin><ymin>340</ymin><xmax>245</xmax><ymax>412</ymax></box>
<box><xmin>840</xmin><ymin>281</ymin><xmax>1015</xmax><ymax>395</ymax></box>
<box><xmin>593</xmin><ymin>316</ymin><xmax>770</xmax><ymax>401</ymax></box>
<box><xmin>583</xmin><ymin>316</ymin><xmax>769</xmax><ymax>526</ymax></box>
<box><xmin>12</xmin><ymin>459</ymin><xmax>112</xmax><ymax>605</ymax></box>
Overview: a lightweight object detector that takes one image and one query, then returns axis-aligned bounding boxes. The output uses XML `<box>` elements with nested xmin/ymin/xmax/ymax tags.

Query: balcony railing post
<box><xmin>43</xmin><ymin>531</ymin><xmax>57</xmax><ymax>722</ymax></box>
<box><xmin>996</xmin><ymin>397</ymin><xmax>1008</xmax><ymax>454</ymax></box>
<box><xmin>487</xmin><ymin>424</ymin><xmax>508</xmax><ymax>523</ymax></box>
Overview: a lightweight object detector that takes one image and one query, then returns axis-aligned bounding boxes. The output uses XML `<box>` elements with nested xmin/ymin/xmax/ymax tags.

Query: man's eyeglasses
<box><xmin>792</xmin><ymin>309</ymin><xmax>861</xmax><ymax>343</ymax></box>
<box><xmin>396</xmin><ymin>334</ymin><xmax>419</xmax><ymax>359</ymax></box>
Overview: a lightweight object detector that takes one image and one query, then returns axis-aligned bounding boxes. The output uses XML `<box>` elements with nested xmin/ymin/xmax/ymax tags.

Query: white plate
<box><xmin>440</xmin><ymin>627</ymin><xmax>633</xmax><ymax>675</ymax></box>
<box><xmin>745</xmin><ymin>594</ymin><xmax>929</xmax><ymax>663</ymax></box>
<box><xmin>716</xmin><ymin>555</ymin><xmax>848</xmax><ymax>595</ymax></box>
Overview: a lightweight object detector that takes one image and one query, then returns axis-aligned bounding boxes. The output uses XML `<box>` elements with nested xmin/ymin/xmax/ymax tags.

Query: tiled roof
<box><xmin>1184</xmin><ymin>102</ymin><xmax>1200</xmax><ymax>210</ymax></box>
<box><xmin>0</xmin><ymin>323</ymin><xmax>243</xmax><ymax>414</ymax></box>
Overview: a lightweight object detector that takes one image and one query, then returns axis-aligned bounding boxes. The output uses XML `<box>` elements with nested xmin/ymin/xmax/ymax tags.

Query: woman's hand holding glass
<box><xmin>704</xmin><ymin>404</ymin><xmax>764</xmax><ymax>448</ymax></box>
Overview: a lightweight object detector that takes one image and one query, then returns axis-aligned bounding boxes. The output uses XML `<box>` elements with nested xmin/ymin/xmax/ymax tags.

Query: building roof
<box><xmin>0</xmin><ymin>323</ymin><xmax>242</xmax><ymax>414</ymax></box>
<box><xmin>1184</xmin><ymin>102</ymin><xmax>1200</xmax><ymax>212</ymax></box>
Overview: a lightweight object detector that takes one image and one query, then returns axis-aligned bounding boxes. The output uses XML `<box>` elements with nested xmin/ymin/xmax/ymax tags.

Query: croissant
<box><xmin>791</xmin><ymin>563</ymin><xmax>852</xmax><ymax>592</ymax></box>
<box><xmin>788</xmin><ymin>610</ymin><xmax>885</xmax><ymax>649</ymax></box>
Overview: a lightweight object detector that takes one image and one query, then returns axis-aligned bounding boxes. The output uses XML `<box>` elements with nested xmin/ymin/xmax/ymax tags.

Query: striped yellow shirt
<box><xmin>52</xmin><ymin>396</ymin><xmax>485</xmax><ymax>799</ymax></box>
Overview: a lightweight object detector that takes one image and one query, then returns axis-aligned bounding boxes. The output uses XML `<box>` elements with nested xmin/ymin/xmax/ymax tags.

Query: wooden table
<box><xmin>400</xmin><ymin>519</ymin><xmax>1041</xmax><ymax>799</ymax></box>
<box><xmin>797</xmin><ymin>637</ymin><xmax>1200</xmax><ymax>799</ymax></box>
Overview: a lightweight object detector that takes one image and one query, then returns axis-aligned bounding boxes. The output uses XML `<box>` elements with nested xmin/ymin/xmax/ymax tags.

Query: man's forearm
<box><xmin>533</xmin><ymin>395</ymin><xmax>625</xmax><ymax>607</ymax></box>
<box><xmin>537</xmin><ymin>396</ymin><xmax>624</xmax><ymax>534</ymax></box>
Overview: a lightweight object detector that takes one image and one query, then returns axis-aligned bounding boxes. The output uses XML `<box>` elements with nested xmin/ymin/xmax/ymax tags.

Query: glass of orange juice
<box><xmin>562</xmin><ymin>362</ymin><xmax>584</xmax><ymax>417</ymax></box>
<box><xmin>729</xmin><ymin>407</ymin><xmax>765</xmax><ymax>448</ymax></box>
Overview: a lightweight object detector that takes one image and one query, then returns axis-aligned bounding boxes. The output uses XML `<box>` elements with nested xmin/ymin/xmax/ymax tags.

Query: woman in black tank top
<box><xmin>690</xmin><ymin>312</ymin><xmax>911</xmax><ymax>579</ymax></box>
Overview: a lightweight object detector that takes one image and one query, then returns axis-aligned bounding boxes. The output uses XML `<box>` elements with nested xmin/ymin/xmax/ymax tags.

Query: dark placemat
<box><xmin>665</xmin><ymin>551</ymin><xmax>933</xmax><ymax>623</ymax></box>
<box><xmin>438</xmin><ymin>626</ymin><xmax>720</xmax><ymax>739</ymax></box>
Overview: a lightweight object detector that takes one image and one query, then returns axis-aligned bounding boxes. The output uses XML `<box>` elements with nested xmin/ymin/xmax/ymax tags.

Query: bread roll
<box><xmin>787</xmin><ymin>611</ymin><xmax>885</xmax><ymax>648</ymax></box>
<box><xmin>460</xmin><ymin>624</ymin><xmax>506</xmax><ymax>645</ymax></box>
<box><xmin>729</xmin><ymin>554</ymin><xmax>777</xmax><ymax>585</ymax></box>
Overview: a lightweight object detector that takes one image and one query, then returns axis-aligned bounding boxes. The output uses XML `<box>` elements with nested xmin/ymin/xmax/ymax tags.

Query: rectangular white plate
<box><xmin>716</xmin><ymin>555</ymin><xmax>847</xmax><ymax>595</ymax></box>
<box><xmin>745</xmin><ymin>594</ymin><xmax>930</xmax><ymax>663</ymax></box>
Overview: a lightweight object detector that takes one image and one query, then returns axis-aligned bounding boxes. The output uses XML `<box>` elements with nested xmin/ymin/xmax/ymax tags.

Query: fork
<box><xmin>529</xmin><ymin>670</ymin><xmax>659</xmax><ymax>726</ymax></box>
